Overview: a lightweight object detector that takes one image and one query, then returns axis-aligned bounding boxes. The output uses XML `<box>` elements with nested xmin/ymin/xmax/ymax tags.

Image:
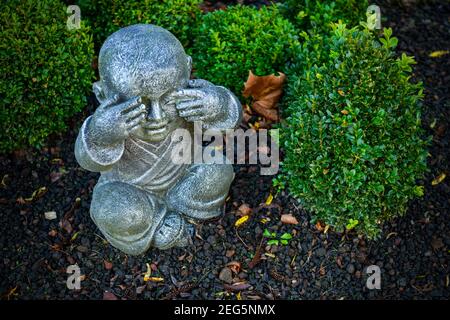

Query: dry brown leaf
<box><xmin>242</xmin><ymin>70</ymin><xmax>286</xmax><ymax>122</ymax></box>
<box><xmin>103</xmin><ymin>291</ymin><xmax>118</xmax><ymax>300</ymax></box>
<box><xmin>226</xmin><ymin>261</ymin><xmax>241</xmax><ymax>274</ymax></box>
<box><xmin>16</xmin><ymin>197</ymin><xmax>26</xmax><ymax>205</ymax></box>
<box><xmin>248</xmin><ymin>245</ymin><xmax>262</xmax><ymax>269</ymax></box>
<box><xmin>224</xmin><ymin>282</ymin><xmax>251</xmax><ymax>292</ymax></box>
<box><xmin>280</xmin><ymin>213</ymin><xmax>299</xmax><ymax>225</ymax></box>
<box><xmin>237</xmin><ymin>203</ymin><xmax>252</xmax><ymax>216</ymax></box>
<box><xmin>48</xmin><ymin>229</ymin><xmax>58</xmax><ymax>237</ymax></box>
<box><xmin>315</xmin><ymin>221</ymin><xmax>325</xmax><ymax>232</ymax></box>
<box><xmin>225</xmin><ymin>249</ymin><xmax>235</xmax><ymax>258</ymax></box>
<box><xmin>104</xmin><ymin>260</ymin><xmax>113</xmax><ymax>270</ymax></box>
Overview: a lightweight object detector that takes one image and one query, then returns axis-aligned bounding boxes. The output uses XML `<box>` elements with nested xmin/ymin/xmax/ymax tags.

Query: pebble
<box><xmin>76</xmin><ymin>245</ymin><xmax>88</xmax><ymax>253</ymax></box>
<box><xmin>316</xmin><ymin>247</ymin><xmax>327</xmax><ymax>257</ymax></box>
<box><xmin>44</xmin><ymin>211</ymin><xmax>57</xmax><ymax>220</ymax></box>
<box><xmin>219</xmin><ymin>267</ymin><xmax>233</xmax><ymax>284</ymax></box>
<box><xmin>346</xmin><ymin>264</ymin><xmax>355</xmax><ymax>274</ymax></box>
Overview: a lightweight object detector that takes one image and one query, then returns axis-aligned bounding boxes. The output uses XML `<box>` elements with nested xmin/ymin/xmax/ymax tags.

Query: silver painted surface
<box><xmin>75</xmin><ymin>25</ymin><xmax>242</xmax><ymax>255</ymax></box>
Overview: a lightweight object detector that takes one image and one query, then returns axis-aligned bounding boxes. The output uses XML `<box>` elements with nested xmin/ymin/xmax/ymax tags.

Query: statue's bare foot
<box><xmin>153</xmin><ymin>212</ymin><xmax>193</xmax><ymax>250</ymax></box>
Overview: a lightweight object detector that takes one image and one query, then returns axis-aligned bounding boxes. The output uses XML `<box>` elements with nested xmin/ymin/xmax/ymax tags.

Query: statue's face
<box><xmin>96</xmin><ymin>25</ymin><xmax>191</xmax><ymax>143</ymax></box>
<box><xmin>100</xmin><ymin>65</ymin><xmax>189</xmax><ymax>143</ymax></box>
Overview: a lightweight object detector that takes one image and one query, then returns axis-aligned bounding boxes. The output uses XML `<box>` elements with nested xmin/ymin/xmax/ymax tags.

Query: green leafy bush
<box><xmin>77</xmin><ymin>0</ymin><xmax>203</xmax><ymax>49</ymax></box>
<box><xmin>275</xmin><ymin>23</ymin><xmax>429</xmax><ymax>238</ymax></box>
<box><xmin>0</xmin><ymin>0</ymin><xmax>95</xmax><ymax>152</ymax></box>
<box><xmin>191</xmin><ymin>4</ymin><xmax>300</xmax><ymax>99</ymax></box>
<box><xmin>279</xmin><ymin>0</ymin><xmax>369</xmax><ymax>32</ymax></box>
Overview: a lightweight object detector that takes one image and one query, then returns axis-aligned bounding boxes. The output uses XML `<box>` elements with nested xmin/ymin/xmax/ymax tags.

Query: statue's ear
<box><xmin>186</xmin><ymin>56</ymin><xmax>192</xmax><ymax>74</ymax></box>
<box><xmin>93</xmin><ymin>81</ymin><xmax>107</xmax><ymax>104</ymax></box>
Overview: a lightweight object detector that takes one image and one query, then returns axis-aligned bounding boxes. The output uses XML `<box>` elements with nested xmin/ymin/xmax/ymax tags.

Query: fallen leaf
<box><xmin>104</xmin><ymin>260</ymin><xmax>113</xmax><ymax>270</ymax></box>
<box><xmin>1</xmin><ymin>174</ymin><xmax>8</xmax><ymax>188</ymax></box>
<box><xmin>50</xmin><ymin>158</ymin><xmax>64</xmax><ymax>165</ymax></box>
<box><xmin>236</xmin><ymin>292</ymin><xmax>242</xmax><ymax>300</ymax></box>
<box><xmin>143</xmin><ymin>263</ymin><xmax>152</xmax><ymax>281</ymax></box>
<box><xmin>226</xmin><ymin>261</ymin><xmax>241</xmax><ymax>274</ymax></box>
<box><xmin>386</xmin><ymin>232</ymin><xmax>398</xmax><ymax>240</ymax></box>
<box><xmin>242</xmin><ymin>70</ymin><xmax>286</xmax><ymax>122</ymax></box>
<box><xmin>145</xmin><ymin>277</ymin><xmax>164</xmax><ymax>282</ymax></box>
<box><xmin>235</xmin><ymin>215</ymin><xmax>249</xmax><ymax>228</ymax></box>
<box><xmin>70</xmin><ymin>231</ymin><xmax>80</xmax><ymax>242</ymax></box>
<box><xmin>150</xmin><ymin>263</ymin><xmax>158</xmax><ymax>272</ymax></box>
<box><xmin>264</xmin><ymin>252</ymin><xmax>276</xmax><ymax>258</ymax></box>
<box><xmin>48</xmin><ymin>230</ymin><xmax>57</xmax><ymax>237</ymax></box>
<box><xmin>248</xmin><ymin>246</ymin><xmax>262</xmax><ymax>269</ymax></box>
<box><xmin>5</xmin><ymin>286</ymin><xmax>18</xmax><ymax>300</ymax></box>
<box><xmin>429</xmin><ymin>50</ymin><xmax>449</xmax><ymax>58</ymax></box>
<box><xmin>319</xmin><ymin>266</ymin><xmax>326</xmax><ymax>276</ymax></box>
<box><xmin>59</xmin><ymin>217</ymin><xmax>73</xmax><ymax>234</ymax></box>
<box><xmin>50</xmin><ymin>171</ymin><xmax>63</xmax><ymax>183</ymax></box>
<box><xmin>341</xmin><ymin>109</ymin><xmax>349</xmax><ymax>115</ymax></box>
<box><xmin>24</xmin><ymin>186</ymin><xmax>47</xmax><ymax>202</ymax></box>
<box><xmin>315</xmin><ymin>221</ymin><xmax>325</xmax><ymax>232</ymax></box>
<box><xmin>265</xmin><ymin>193</ymin><xmax>274</xmax><ymax>205</ymax></box>
<box><xmin>336</xmin><ymin>256</ymin><xmax>343</xmax><ymax>268</ymax></box>
<box><xmin>338</xmin><ymin>90</ymin><xmax>345</xmax><ymax>96</ymax></box>
<box><xmin>16</xmin><ymin>197</ymin><xmax>26</xmax><ymax>205</ymax></box>
<box><xmin>237</xmin><ymin>203</ymin><xmax>252</xmax><ymax>216</ymax></box>
<box><xmin>280</xmin><ymin>213</ymin><xmax>298</xmax><ymax>225</ymax></box>
<box><xmin>103</xmin><ymin>291</ymin><xmax>118</xmax><ymax>300</ymax></box>
<box><xmin>431</xmin><ymin>173</ymin><xmax>446</xmax><ymax>185</ymax></box>
<box><xmin>224</xmin><ymin>282</ymin><xmax>251</xmax><ymax>291</ymax></box>
<box><xmin>225</xmin><ymin>249</ymin><xmax>235</xmax><ymax>258</ymax></box>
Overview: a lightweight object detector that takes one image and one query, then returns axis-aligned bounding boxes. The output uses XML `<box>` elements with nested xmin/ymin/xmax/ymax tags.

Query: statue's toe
<box><xmin>153</xmin><ymin>212</ymin><xmax>193</xmax><ymax>250</ymax></box>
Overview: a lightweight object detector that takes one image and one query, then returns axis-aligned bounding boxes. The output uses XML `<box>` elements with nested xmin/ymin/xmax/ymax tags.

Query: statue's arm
<box><xmin>74</xmin><ymin>116</ymin><xmax>124</xmax><ymax>172</ymax></box>
<box><xmin>203</xmin><ymin>86</ymin><xmax>243</xmax><ymax>131</ymax></box>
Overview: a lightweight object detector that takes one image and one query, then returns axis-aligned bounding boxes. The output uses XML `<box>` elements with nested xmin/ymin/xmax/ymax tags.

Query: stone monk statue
<box><xmin>75</xmin><ymin>24</ymin><xmax>242</xmax><ymax>255</ymax></box>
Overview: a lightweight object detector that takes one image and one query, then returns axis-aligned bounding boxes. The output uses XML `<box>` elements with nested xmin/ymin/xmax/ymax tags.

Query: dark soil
<box><xmin>1</xmin><ymin>1</ymin><xmax>448</xmax><ymax>300</ymax></box>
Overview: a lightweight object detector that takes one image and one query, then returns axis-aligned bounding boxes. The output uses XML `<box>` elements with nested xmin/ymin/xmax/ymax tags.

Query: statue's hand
<box><xmin>89</xmin><ymin>95</ymin><xmax>147</xmax><ymax>145</ymax></box>
<box><xmin>171</xmin><ymin>79</ymin><xmax>228</xmax><ymax>123</ymax></box>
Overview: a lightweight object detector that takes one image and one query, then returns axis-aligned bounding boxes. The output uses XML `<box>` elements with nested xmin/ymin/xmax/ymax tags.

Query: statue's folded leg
<box><xmin>90</xmin><ymin>181</ymin><xmax>192</xmax><ymax>255</ymax></box>
<box><xmin>166</xmin><ymin>163</ymin><xmax>235</xmax><ymax>220</ymax></box>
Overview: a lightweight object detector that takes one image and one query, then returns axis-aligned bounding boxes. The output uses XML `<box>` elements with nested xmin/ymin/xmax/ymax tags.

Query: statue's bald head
<box><xmin>97</xmin><ymin>24</ymin><xmax>191</xmax><ymax>100</ymax></box>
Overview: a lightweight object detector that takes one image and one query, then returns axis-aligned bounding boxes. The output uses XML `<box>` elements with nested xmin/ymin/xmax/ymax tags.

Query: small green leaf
<box><xmin>346</xmin><ymin>219</ymin><xmax>359</xmax><ymax>230</ymax></box>
<box><xmin>263</xmin><ymin>228</ymin><xmax>271</xmax><ymax>238</ymax></box>
<box><xmin>280</xmin><ymin>233</ymin><xmax>293</xmax><ymax>240</ymax></box>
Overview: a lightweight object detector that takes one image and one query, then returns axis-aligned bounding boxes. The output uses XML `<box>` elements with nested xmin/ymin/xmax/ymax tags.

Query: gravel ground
<box><xmin>0</xmin><ymin>1</ymin><xmax>448</xmax><ymax>300</ymax></box>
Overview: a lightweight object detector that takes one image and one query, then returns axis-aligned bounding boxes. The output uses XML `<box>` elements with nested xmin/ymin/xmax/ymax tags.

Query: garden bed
<box><xmin>0</xmin><ymin>0</ymin><xmax>448</xmax><ymax>300</ymax></box>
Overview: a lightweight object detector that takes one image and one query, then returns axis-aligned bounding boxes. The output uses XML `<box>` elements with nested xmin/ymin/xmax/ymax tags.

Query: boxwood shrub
<box><xmin>191</xmin><ymin>4</ymin><xmax>300</xmax><ymax>100</ymax></box>
<box><xmin>0</xmin><ymin>0</ymin><xmax>95</xmax><ymax>152</ymax></box>
<box><xmin>275</xmin><ymin>23</ymin><xmax>429</xmax><ymax>238</ymax></box>
<box><xmin>77</xmin><ymin>0</ymin><xmax>203</xmax><ymax>49</ymax></box>
<box><xmin>279</xmin><ymin>0</ymin><xmax>369</xmax><ymax>32</ymax></box>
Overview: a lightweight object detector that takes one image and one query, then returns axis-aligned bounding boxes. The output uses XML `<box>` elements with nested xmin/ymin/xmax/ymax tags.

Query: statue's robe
<box><xmin>75</xmin><ymin>85</ymin><xmax>242</xmax><ymax>254</ymax></box>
